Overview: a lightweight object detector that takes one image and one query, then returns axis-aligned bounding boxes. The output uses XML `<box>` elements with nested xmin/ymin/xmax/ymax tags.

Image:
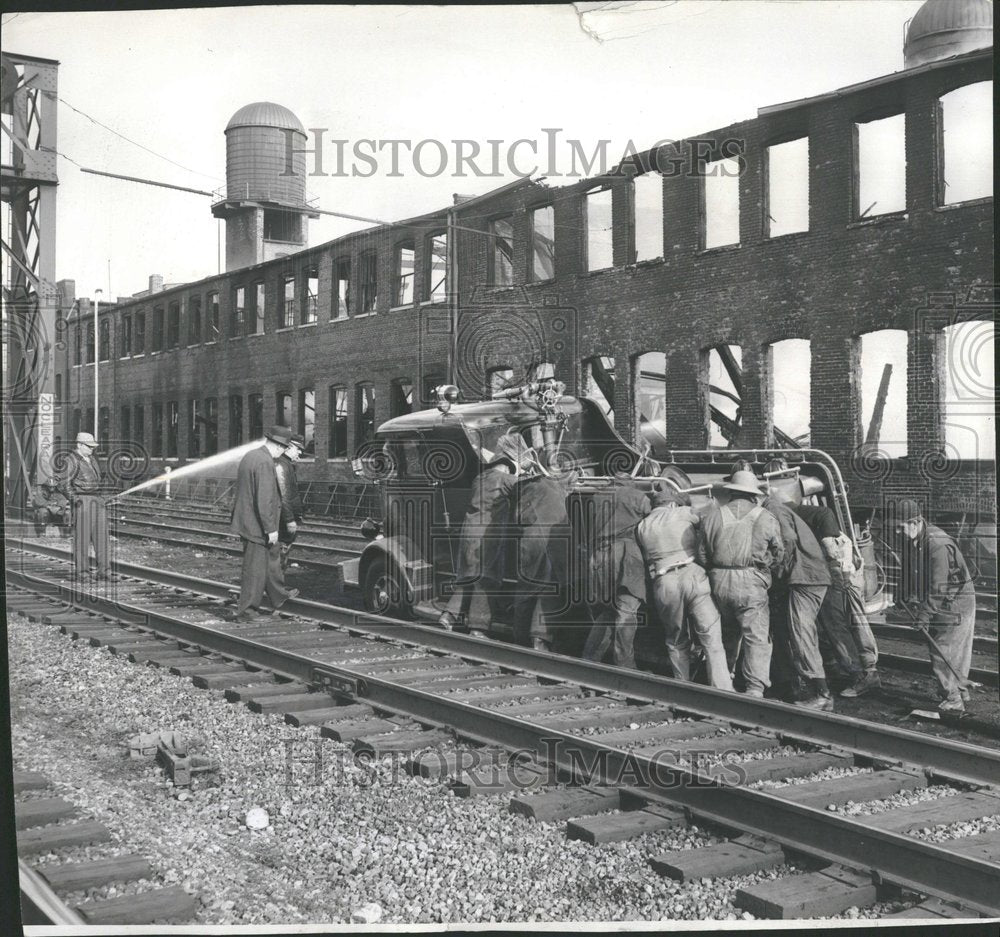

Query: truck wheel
<box><xmin>362</xmin><ymin>556</ymin><xmax>412</xmax><ymax>618</ymax></box>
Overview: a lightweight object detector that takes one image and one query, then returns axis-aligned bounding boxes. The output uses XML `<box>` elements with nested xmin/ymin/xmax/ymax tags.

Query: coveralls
<box><xmin>59</xmin><ymin>451</ymin><xmax>109</xmax><ymax>577</ymax></box>
<box><xmin>762</xmin><ymin>495</ymin><xmax>831</xmax><ymax>684</ymax></box>
<box><xmin>636</xmin><ymin>502</ymin><xmax>732</xmax><ymax>689</ymax></box>
<box><xmin>897</xmin><ymin>523</ymin><xmax>976</xmax><ymax>705</ymax></box>
<box><xmin>698</xmin><ymin>498</ymin><xmax>784</xmax><ymax>694</ymax></box>
<box><xmin>796</xmin><ymin>504</ymin><xmax>878</xmax><ymax>678</ymax></box>
<box><xmin>583</xmin><ymin>479</ymin><xmax>650</xmax><ymax>668</ymax></box>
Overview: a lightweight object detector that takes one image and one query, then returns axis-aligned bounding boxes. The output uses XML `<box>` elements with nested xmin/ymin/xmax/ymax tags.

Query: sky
<box><xmin>3</xmin><ymin>1</ymin><xmax>929</xmax><ymax>300</ymax></box>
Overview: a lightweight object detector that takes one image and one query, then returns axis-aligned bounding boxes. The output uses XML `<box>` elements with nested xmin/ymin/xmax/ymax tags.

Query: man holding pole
<box><xmin>58</xmin><ymin>431</ymin><xmax>110</xmax><ymax>579</ymax></box>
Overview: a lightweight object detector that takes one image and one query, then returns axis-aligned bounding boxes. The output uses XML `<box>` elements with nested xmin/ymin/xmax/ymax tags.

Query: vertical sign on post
<box><xmin>38</xmin><ymin>392</ymin><xmax>55</xmax><ymax>482</ymax></box>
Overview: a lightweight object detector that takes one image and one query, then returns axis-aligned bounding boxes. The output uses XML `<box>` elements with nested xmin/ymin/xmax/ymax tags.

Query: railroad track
<box><xmin>15</xmin><ymin>768</ymin><xmax>197</xmax><ymax>926</ymax></box>
<box><xmin>6</xmin><ymin>541</ymin><xmax>1000</xmax><ymax>919</ymax></box>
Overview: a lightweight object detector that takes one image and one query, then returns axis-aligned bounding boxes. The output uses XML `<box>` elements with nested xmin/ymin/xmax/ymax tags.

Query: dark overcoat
<box><xmin>230</xmin><ymin>445</ymin><xmax>281</xmax><ymax>545</ymax></box>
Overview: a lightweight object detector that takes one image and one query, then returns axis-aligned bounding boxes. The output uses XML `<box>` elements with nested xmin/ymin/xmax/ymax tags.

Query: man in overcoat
<box><xmin>58</xmin><ymin>432</ymin><xmax>110</xmax><ymax>579</ymax></box>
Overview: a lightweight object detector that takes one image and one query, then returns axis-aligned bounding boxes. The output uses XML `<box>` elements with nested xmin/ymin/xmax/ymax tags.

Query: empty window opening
<box><xmin>769</xmin><ymin>338</ymin><xmax>811</xmax><ymax>448</ymax></box>
<box><xmin>356</xmin><ymin>382</ymin><xmax>376</xmax><ymax>445</ymax></box>
<box><xmin>766</xmin><ymin>137</ymin><xmax>809</xmax><ymax>237</ymax></box>
<box><xmin>120</xmin><ymin>315</ymin><xmax>132</xmax><ymax>357</ymax></box>
<box><xmin>74</xmin><ymin>324</ymin><xmax>82</xmax><ymax>365</ymax></box>
<box><xmin>204</xmin><ymin>398</ymin><xmax>218</xmax><ymax>455</ymax></box>
<box><xmin>231</xmin><ymin>288</ymin><xmax>245</xmax><ymax>336</ymax></box>
<box><xmin>86</xmin><ymin>408</ymin><xmax>94</xmax><ymax>436</ymax></box>
<box><xmin>395</xmin><ymin>244</ymin><xmax>415</xmax><ymax>306</ymax></box>
<box><xmin>276</xmin><ymin>392</ymin><xmax>292</xmax><ymax>427</ymax></box>
<box><xmin>134</xmin><ymin>312</ymin><xmax>146</xmax><ymax>353</ymax></box>
<box><xmin>303</xmin><ymin>266</ymin><xmax>318</xmax><ymax>324</ymax></box>
<box><xmin>166</xmin><ymin>401</ymin><xmax>179</xmax><ymax>457</ymax></box>
<box><xmin>531</xmin><ymin>205</ymin><xmax>555</xmax><ymax>281</ymax></box>
<box><xmin>942</xmin><ymin>320</ymin><xmax>995</xmax><ymax>460</ymax></box>
<box><xmin>263</xmin><ymin>208</ymin><xmax>298</xmax><ymax>242</ymax></box>
<box><xmin>359</xmin><ymin>252</ymin><xmax>378</xmax><ymax>313</ymax></box>
<box><xmin>86</xmin><ymin>321</ymin><xmax>95</xmax><ymax>362</ymax></box>
<box><xmin>488</xmin><ymin>367</ymin><xmax>515</xmax><ymax>398</ymax></box>
<box><xmin>251</xmin><ymin>282</ymin><xmax>265</xmax><ymax>334</ymax></box>
<box><xmin>583</xmin><ymin>355</ymin><xmax>615</xmax><ymax>423</ymax></box>
<box><xmin>940</xmin><ymin>81</ymin><xmax>992</xmax><ymax>205</ymax></box>
<box><xmin>585</xmin><ymin>187</ymin><xmax>614</xmax><ymax>271</ymax></box>
<box><xmin>120</xmin><ymin>406</ymin><xmax>131</xmax><ymax>444</ymax></box>
<box><xmin>334</xmin><ymin>259</ymin><xmax>351</xmax><ymax>319</ymax></box>
<box><xmin>133</xmin><ymin>405</ymin><xmax>144</xmax><ymax>448</ymax></box>
<box><xmin>702</xmin><ymin>157</ymin><xmax>741</xmax><ymax>249</ymax></box>
<box><xmin>188</xmin><ymin>399</ymin><xmax>202</xmax><ymax>459</ymax></box>
<box><xmin>855</xmin><ymin>113</ymin><xmax>906</xmax><ymax>217</ymax></box>
<box><xmin>228</xmin><ymin>395</ymin><xmax>244</xmax><ymax>448</ymax></box>
<box><xmin>248</xmin><ymin>393</ymin><xmax>264</xmax><ymax>440</ymax></box>
<box><xmin>298</xmin><ymin>389</ymin><xmax>315</xmax><ymax>455</ymax></box>
<box><xmin>634</xmin><ymin>351</ymin><xmax>666</xmax><ymax>451</ymax></box>
<box><xmin>489</xmin><ymin>217</ymin><xmax>514</xmax><ymax>286</ymax></box>
<box><xmin>329</xmin><ymin>386</ymin><xmax>348</xmax><ymax>457</ymax></box>
<box><xmin>633</xmin><ymin>173</ymin><xmax>663</xmax><ymax>262</ymax></box>
<box><xmin>279</xmin><ymin>275</ymin><xmax>294</xmax><ymax>328</ymax></box>
<box><xmin>151</xmin><ymin>404</ymin><xmax>164</xmax><ymax>457</ymax></box>
<box><xmin>188</xmin><ymin>297</ymin><xmax>202</xmax><ymax>345</ymax></box>
<box><xmin>167</xmin><ymin>303</ymin><xmax>180</xmax><ymax>349</ymax></box>
<box><xmin>425</xmin><ymin>234</ymin><xmax>447</xmax><ymax>302</ymax></box>
<box><xmin>98</xmin><ymin>319</ymin><xmax>110</xmax><ymax>361</ymax></box>
<box><xmin>151</xmin><ymin>311</ymin><xmax>164</xmax><ymax>353</ymax></box>
<box><xmin>390</xmin><ymin>378</ymin><xmax>414</xmax><ymax>418</ymax></box>
<box><xmin>858</xmin><ymin>329</ymin><xmax>908</xmax><ymax>458</ymax></box>
<box><xmin>206</xmin><ymin>293</ymin><xmax>219</xmax><ymax>342</ymax></box>
<box><xmin>98</xmin><ymin>407</ymin><xmax>109</xmax><ymax>448</ymax></box>
<box><xmin>705</xmin><ymin>344</ymin><xmax>743</xmax><ymax>448</ymax></box>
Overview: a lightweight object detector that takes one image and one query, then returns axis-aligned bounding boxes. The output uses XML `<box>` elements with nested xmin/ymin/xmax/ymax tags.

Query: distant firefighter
<box><xmin>58</xmin><ymin>432</ymin><xmax>110</xmax><ymax>579</ymax></box>
<box><xmin>229</xmin><ymin>425</ymin><xmax>298</xmax><ymax>621</ymax></box>
<box><xmin>31</xmin><ymin>478</ymin><xmax>70</xmax><ymax>535</ymax></box>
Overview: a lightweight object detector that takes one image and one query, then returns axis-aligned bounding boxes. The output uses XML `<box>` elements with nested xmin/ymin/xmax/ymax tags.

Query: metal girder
<box><xmin>7</xmin><ymin>559</ymin><xmax>1000</xmax><ymax>917</ymax></box>
<box><xmin>7</xmin><ymin>541</ymin><xmax>1000</xmax><ymax>790</ymax></box>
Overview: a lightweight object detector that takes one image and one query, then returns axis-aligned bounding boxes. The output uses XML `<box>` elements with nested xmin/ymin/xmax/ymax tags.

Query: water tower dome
<box><xmin>904</xmin><ymin>0</ymin><xmax>993</xmax><ymax>68</ymax></box>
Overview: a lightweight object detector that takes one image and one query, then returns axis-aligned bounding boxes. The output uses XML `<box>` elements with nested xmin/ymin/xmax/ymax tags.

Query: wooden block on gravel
<box><xmin>650</xmin><ymin>834</ymin><xmax>784</xmax><ymax>881</ymax></box>
<box><xmin>170</xmin><ymin>660</ymin><xmax>237</xmax><ymax>677</ymax></box>
<box><xmin>567</xmin><ymin>805</ymin><xmax>686</xmax><ymax>844</ymax></box>
<box><xmin>15</xmin><ymin>798</ymin><xmax>78</xmax><ymax>830</ymax></box>
<box><xmin>450</xmin><ymin>763</ymin><xmax>549</xmax><ymax>797</ymax></box>
<box><xmin>776</xmin><ymin>770</ymin><xmax>924</xmax><ymax>808</ymax></box>
<box><xmin>736</xmin><ymin>865</ymin><xmax>877</xmax><ymax>919</ymax></box>
<box><xmin>40</xmin><ymin>855</ymin><xmax>152</xmax><ymax>891</ymax></box>
<box><xmin>510</xmin><ymin>787</ymin><xmax>620</xmax><ymax>822</ymax></box>
<box><xmin>193</xmin><ymin>670</ymin><xmax>275</xmax><ymax>690</ymax></box>
<box><xmin>884</xmin><ymin>898</ymin><xmax>970</xmax><ymax>919</ymax></box>
<box><xmin>13</xmin><ymin>771</ymin><xmax>50</xmax><ymax>793</ymax></box>
<box><xmin>704</xmin><ymin>751</ymin><xmax>850</xmax><ymax>785</ymax></box>
<box><xmin>76</xmin><ymin>885</ymin><xmax>197</xmax><ymax>925</ymax></box>
<box><xmin>18</xmin><ymin>820</ymin><xmax>111</xmax><ymax>855</ymax></box>
<box><xmin>225</xmin><ymin>681</ymin><xmax>308</xmax><ymax>702</ymax></box>
<box><xmin>248</xmin><ymin>692</ymin><xmax>334</xmax><ymax>715</ymax></box>
<box><xmin>353</xmin><ymin>730</ymin><xmax>450</xmax><ymax>756</ymax></box>
<box><xmin>935</xmin><ymin>829</ymin><xmax>1000</xmax><ymax>862</ymax></box>
<box><xmin>320</xmin><ymin>717</ymin><xmax>399</xmax><ymax>741</ymax></box>
<box><xmin>867</xmin><ymin>792</ymin><xmax>1000</xmax><ymax>833</ymax></box>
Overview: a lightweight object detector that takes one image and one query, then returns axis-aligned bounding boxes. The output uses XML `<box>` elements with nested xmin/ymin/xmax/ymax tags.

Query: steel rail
<box><xmin>118</xmin><ymin>503</ymin><xmax>366</xmax><ymax>538</ymax></box>
<box><xmin>7</xmin><ymin>538</ymin><xmax>1000</xmax><ymax>789</ymax></box>
<box><xmin>8</xmin><ymin>565</ymin><xmax>1000</xmax><ymax>916</ymax></box>
<box><xmin>18</xmin><ymin>859</ymin><xmax>86</xmax><ymax>925</ymax></box>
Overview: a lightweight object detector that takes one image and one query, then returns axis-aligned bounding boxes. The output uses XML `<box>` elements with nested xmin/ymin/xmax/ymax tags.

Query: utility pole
<box><xmin>94</xmin><ymin>288</ymin><xmax>102</xmax><ymax>435</ymax></box>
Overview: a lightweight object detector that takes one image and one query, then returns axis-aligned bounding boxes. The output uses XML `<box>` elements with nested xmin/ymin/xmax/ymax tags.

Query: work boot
<box><xmin>468</xmin><ymin>627</ymin><xmax>489</xmax><ymax>639</ymax></box>
<box><xmin>532</xmin><ymin>637</ymin><xmax>553</xmax><ymax>653</ymax></box>
<box><xmin>795</xmin><ymin>678</ymin><xmax>835</xmax><ymax>712</ymax></box>
<box><xmin>742</xmin><ymin>687</ymin><xmax>765</xmax><ymax>699</ymax></box>
<box><xmin>437</xmin><ymin>612</ymin><xmax>460</xmax><ymax>631</ymax></box>
<box><xmin>939</xmin><ymin>695</ymin><xmax>965</xmax><ymax>713</ymax></box>
<box><xmin>840</xmin><ymin>669</ymin><xmax>881</xmax><ymax>698</ymax></box>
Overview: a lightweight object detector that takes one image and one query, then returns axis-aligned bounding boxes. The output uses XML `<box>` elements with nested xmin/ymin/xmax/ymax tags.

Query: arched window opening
<box><xmin>858</xmin><ymin>330</ymin><xmax>908</xmax><ymax>458</ymax></box>
<box><xmin>704</xmin><ymin>344</ymin><xmax>742</xmax><ymax>448</ymax></box>
<box><xmin>769</xmin><ymin>338</ymin><xmax>811</xmax><ymax>448</ymax></box>
<box><xmin>939</xmin><ymin>81</ymin><xmax>992</xmax><ymax>205</ymax></box>
<box><xmin>634</xmin><ymin>351</ymin><xmax>666</xmax><ymax>453</ymax></box>
<box><xmin>583</xmin><ymin>356</ymin><xmax>615</xmax><ymax>423</ymax></box>
<box><xmin>942</xmin><ymin>320</ymin><xmax>994</xmax><ymax>460</ymax></box>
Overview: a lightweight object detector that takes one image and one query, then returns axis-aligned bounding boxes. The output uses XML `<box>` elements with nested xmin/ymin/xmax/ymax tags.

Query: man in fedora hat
<box><xmin>275</xmin><ymin>432</ymin><xmax>306</xmax><ymax>571</ymax></box>
<box><xmin>637</xmin><ymin>484</ymin><xmax>732</xmax><ymax>689</ymax></box>
<box><xmin>58</xmin><ymin>431</ymin><xmax>111</xmax><ymax>579</ymax></box>
<box><xmin>582</xmin><ymin>470</ymin><xmax>651</xmax><ymax>669</ymax></box>
<box><xmin>438</xmin><ymin>431</ymin><xmax>530</xmax><ymax>634</ymax></box>
<box><xmin>892</xmin><ymin>499</ymin><xmax>976</xmax><ymax>712</ymax></box>
<box><xmin>697</xmin><ymin>469</ymin><xmax>784</xmax><ymax>698</ymax></box>
<box><xmin>230</xmin><ymin>425</ymin><xmax>298</xmax><ymax>621</ymax></box>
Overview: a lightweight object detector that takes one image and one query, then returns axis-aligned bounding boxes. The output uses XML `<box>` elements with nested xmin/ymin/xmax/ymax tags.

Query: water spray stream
<box><xmin>110</xmin><ymin>439</ymin><xmax>266</xmax><ymax>501</ymax></box>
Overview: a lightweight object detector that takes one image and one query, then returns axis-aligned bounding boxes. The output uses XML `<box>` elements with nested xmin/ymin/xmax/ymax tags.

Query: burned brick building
<box><xmin>57</xmin><ymin>0</ymin><xmax>994</xmax><ymax>534</ymax></box>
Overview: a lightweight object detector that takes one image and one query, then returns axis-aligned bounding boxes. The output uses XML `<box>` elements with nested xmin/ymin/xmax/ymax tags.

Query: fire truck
<box><xmin>345</xmin><ymin>378</ymin><xmax>882</xmax><ymax>658</ymax></box>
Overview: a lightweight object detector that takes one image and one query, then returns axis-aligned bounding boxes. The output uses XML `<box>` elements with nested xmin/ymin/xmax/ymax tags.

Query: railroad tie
<box><xmin>192</xmin><ymin>669</ymin><xmax>278</xmax><ymax>690</ymax></box>
<box><xmin>18</xmin><ymin>820</ymin><xmax>112</xmax><ymax>855</ymax></box>
<box><xmin>40</xmin><ymin>855</ymin><xmax>152</xmax><ymax>891</ymax></box>
<box><xmin>566</xmin><ymin>804</ymin><xmax>687</xmax><ymax>845</ymax></box>
<box><xmin>285</xmin><ymin>705</ymin><xmax>370</xmax><ymax>727</ymax></box>
<box><xmin>170</xmin><ymin>659</ymin><xmax>239</xmax><ymax>678</ymax></box>
<box><xmin>224</xmin><ymin>681</ymin><xmax>309</xmax><ymax>702</ymax></box>
<box><xmin>774</xmin><ymin>769</ymin><xmax>926</xmax><ymax>808</ymax></box>
<box><xmin>735</xmin><ymin>865</ymin><xmax>878</xmax><ymax>919</ymax></box>
<box><xmin>13</xmin><ymin>770</ymin><xmax>51</xmax><ymax>794</ymax></box>
<box><xmin>865</xmin><ymin>791</ymin><xmax>1000</xmax><ymax>833</ymax></box>
<box><xmin>939</xmin><ymin>829</ymin><xmax>1000</xmax><ymax>862</ymax></box>
<box><xmin>15</xmin><ymin>797</ymin><xmax>79</xmax><ymax>830</ymax></box>
<box><xmin>352</xmin><ymin>729</ymin><xmax>450</xmax><ymax>757</ymax></box>
<box><xmin>320</xmin><ymin>717</ymin><xmax>400</xmax><ymax>742</ymax></box>
<box><xmin>248</xmin><ymin>691</ymin><xmax>338</xmax><ymax>716</ymax></box>
<box><xmin>544</xmin><ymin>705</ymin><xmax>676</xmax><ymax>732</ymax></box>
<box><xmin>716</xmin><ymin>750</ymin><xmax>853</xmax><ymax>785</ymax></box>
<box><xmin>449</xmin><ymin>761</ymin><xmax>549</xmax><ymax>798</ymax></box>
<box><xmin>649</xmin><ymin>834</ymin><xmax>785</xmax><ymax>882</ymax></box>
<box><xmin>75</xmin><ymin>885</ymin><xmax>197</xmax><ymax>925</ymax></box>
<box><xmin>509</xmin><ymin>786</ymin><xmax>620</xmax><ymax>822</ymax></box>
<box><xmin>884</xmin><ymin>897</ymin><xmax>976</xmax><ymax>919</ymax></box>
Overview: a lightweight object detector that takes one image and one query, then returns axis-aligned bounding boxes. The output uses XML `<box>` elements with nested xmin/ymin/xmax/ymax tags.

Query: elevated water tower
<box><xmin>211</xmin><ymin>102</ymin><xmax>319</xmax><ymax>271</ymax></box>
<box><xmin>904</xmin><ymin>0</ymin><xmax>993</xmax><ymax>68</ymax></box>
